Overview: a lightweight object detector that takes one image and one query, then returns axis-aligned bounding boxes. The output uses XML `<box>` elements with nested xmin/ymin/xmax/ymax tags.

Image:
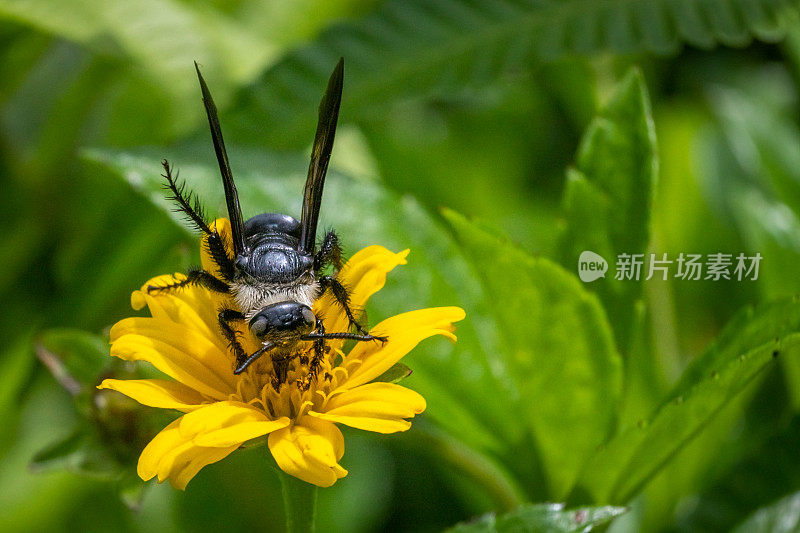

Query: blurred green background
<box><xmin>3</xmin><ymin>1</ymin><xmax>800</xmax><ymax>531</ymax></box>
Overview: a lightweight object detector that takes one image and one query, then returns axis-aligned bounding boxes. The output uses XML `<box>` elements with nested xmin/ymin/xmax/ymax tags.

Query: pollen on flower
<box><xmin>98</xmin><ymin>236</ymin><xmax>465</xmax><ymax>489</ymax></box>
<box><xmin>232</xmin><ymin>344</ymin><xmax>344</xmax><ymax>423</ymax></box>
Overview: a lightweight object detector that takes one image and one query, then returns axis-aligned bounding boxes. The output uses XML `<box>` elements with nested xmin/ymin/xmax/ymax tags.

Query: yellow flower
<box><xmin>98</xmin><ymin>219</ymin><xmax>465</xmax><ymax>489</ymax></box>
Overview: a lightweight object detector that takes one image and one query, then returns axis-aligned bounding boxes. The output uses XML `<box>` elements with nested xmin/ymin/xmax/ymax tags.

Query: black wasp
<box><xmin>150</xmin><ymin>59</ymin><xmax>384</xmax><ymax>382</ymax></box>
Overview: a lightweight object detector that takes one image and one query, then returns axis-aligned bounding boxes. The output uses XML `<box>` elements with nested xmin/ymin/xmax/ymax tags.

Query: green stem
<box><xmin>277</xmin><ymin>470</ymin><xmax>318</xmax><ymax>533</ymax></box>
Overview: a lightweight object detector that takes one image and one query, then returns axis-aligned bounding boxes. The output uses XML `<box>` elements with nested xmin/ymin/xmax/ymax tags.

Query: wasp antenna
<box><xmin>194</xmin><ymin>61</ymin><xmax>246</xmax><ymax>256</ymax></box>
<box><xmin>299</xmin><ymin>57</ymin><xmax>344</xmax><ymax>255</ymax></box>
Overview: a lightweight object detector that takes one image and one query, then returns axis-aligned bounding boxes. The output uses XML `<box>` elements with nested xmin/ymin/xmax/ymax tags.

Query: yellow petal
<box><xmin>341</xmin><ymin>307</ymin><xmax>466</xmax><ymax>389</ymax></box>
<box><xmin>268</xmin><ymin>416</ymin><xmax>347</xmax><ymax>487</ymax></box>
<box><xmin>325</xmin><ymin>382</ymin><xmax>426</xmax><ymax>413</ymax></box>
<box><xmin>178</xmin><ymin>401</ymin><xmax>290</xmax><ymax>447</ymax></box>
<box><xmin>132</xmin><ymin>273</ymin><xmax>185</xmax><ymax>310</ymax></box>
<box><xmin>111</xmin><ymin>333</ymin><xmax>233</xmax><ymax>400</ymax></box>
<box><xmin>139</xmin><ymin>419</ymin><xmax>182</xmax><ymax>481</ymax></box>
<box><xmin>138</xmin><ymin>418</ymin><xmax>239</xmax><ymax>490</ymax></box>
<box><xmin>130</xmin><ymin>288</ymin><xmax>225</xmax><ymax>353</ymax></box>
<box><xmin>111</xmin><ymin>317</ymin><xmax>233</xmax><ymax>377</ymax></box>
<box><xmin>98</xmin><ymin>379</ymin><xmax>207</xmax><ymax>412</ymax></box>
<box><xmin>168</xmin><ymin>445</ymin><xmax>240</xmax><ymax>490</ymax></box>
<box><xmin>314</xmin><ymin>246</ymin><xmax>409</xmax><ymax>341</ymax></box>
<box><xmin>310</xmin><ymin>382</ymin><xmax>425</xmax><ymax>433</ymax></box>
<box><xmin>194</xmin><ymin>419</ymin><xmax>290</xmax><ymax>447</ymax></box>
<box><xmin>309</xmin><ymin>412</ymin><xmax>411</xmax><ymax>433</ymax></box>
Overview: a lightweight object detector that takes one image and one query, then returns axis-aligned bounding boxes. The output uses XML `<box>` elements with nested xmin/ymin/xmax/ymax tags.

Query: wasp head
<box><xmin>248</xmin><ymin>301</ymin><xmax>316</xmax><ymax>343</ymax></box>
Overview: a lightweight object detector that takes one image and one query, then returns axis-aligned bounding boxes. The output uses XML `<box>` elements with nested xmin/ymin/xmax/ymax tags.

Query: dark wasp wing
<box><xmin>299</xmin><ymin>58</ymin><xmax>344</xmax><ymax>255</ymax></box>
<box><xmin>195</xmin><ymin>62</ymin><xmax>246</xmax><ymax>256</ymax></box>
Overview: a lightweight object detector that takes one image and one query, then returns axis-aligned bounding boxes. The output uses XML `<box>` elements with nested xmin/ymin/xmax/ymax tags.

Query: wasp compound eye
<box><xmin>249</xmin><ymin>302</ymin><xmax>317</xmax><ymax>340</ymax></box>
<box><xmin>300</xmin><ymin>306</ymin><xmax>316</xmax><ymax>328</ymax></box>
<box><xmin>249</xmin><ymin>314</ymin><xmax>269</xmax><ymax>338</ymax></box>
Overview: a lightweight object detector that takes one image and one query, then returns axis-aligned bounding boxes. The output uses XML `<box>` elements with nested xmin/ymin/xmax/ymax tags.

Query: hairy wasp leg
<box><xmin>162</xmin><ymin>160</ymin><xmax>235</xmax><ymax>281</ymax></box>
<box><xmin>318</xmin><ymin>275</ymin><xmax>370</xmax><ymax>335</ymax></box>
<box><xmin>147</xmin><ymin>268</ymin><xmax>230</xmax><ymax>294</ymax></box>
<box><xmin>204</xmin><ymin>230</ymin><xmax>236</xmax><ymax>281</ymax></box>
<box><xmin>301</xmin><ymin>331</ymin><xmax>387</xmax><ymax>344</ymax></box>
<box><xmin>218</xmin><ymin>308</ymin><xmax>247</xmax><ymax>367</ymax></box>
<box><xmin>314</xmin><ymin>230</ymin><xmax>343</xmax><ymax>271</ymax></box>
<box><xmin>308</xmin><ymin>319</ymin><xmax>328</xmax><ymax>375</ymax></box>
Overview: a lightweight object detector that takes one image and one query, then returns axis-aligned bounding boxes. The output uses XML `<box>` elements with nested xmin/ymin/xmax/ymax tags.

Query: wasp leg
<box><xmin>315</xmin><ymin>231</ymin><xmax>369</xmax><ymax>334</ymax></box>
<box><xmin>196</xmin><ymin>211</ymin><xmax>235</xmax><ymax>283</ymax></box>
<box><xmin>218</xmin><ymin>308</ymin><xmax>247</xmax><ymax>368</ymax></box>
<box><xmin>204</xmin><ymin>230</ymin><xmax>236</xmax><ymax>281</ymax></box>
<box><xmin>308</xmin><ymin>319</ymin><xmax>328</xmax><ymax>375</ymax></box>
<box><xmin>301</xmin><ymin>331</ymin><xmax>387</xmax><ymax>344</ymax></box>
<box><xmin>147</xmin><ymin>268</ymin><xmax>230</xmax><ymax>294</ymax></box>
<box><xmin>162</xmin><ymin>160</ymin><xmax>235</xmax><ymax>281</ymax></box>
<box><xmin>318</xmin><ymin>275</ymin><xmax>371</xmax><ymax>335</ymax></box>
<box><xmin>314</xmin><ymin>229</ymin><xmax>342</xmax><ymax>271</ymax></box>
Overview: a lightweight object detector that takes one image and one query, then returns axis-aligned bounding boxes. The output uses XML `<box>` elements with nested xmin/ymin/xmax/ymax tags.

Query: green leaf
<box><xmin>0</xmin><ymin>0</ymin><xmax>378</xmax><ymax>143</ymax></box>
<box><xmin>443</xmin><ymin>209</ymin><xmax>622</xmax><ymax>499</ymax></box>
<box><xmin>668</xmin><ymin>298</ymin><xmax>800</xmax><ymax>401</ymax></box>
<box><xmin>447</xmin><ymin>502</ymin><xmax>627</xmax><ymax>533</ymax></box>
<box><xmin>572</xmin><ymin>297</ymin><xmax>800</xmax><ymax>504</ymax></box>
<box><xmin>35</xmin><ymin>329</ymin><xmax>109</xmax><ymax>392</ymax></box>
<box><xmin>574</xmin><ymin>68</ymin><xmax>656</xmax><ymax>261</ymax></box>
<box><xmin>557</xmin><ymin>68</ymin><xmax>657</xmax><ymax>349</ymax></box>
<box><xmin>232</xmin><ymin>0</ymin><xmax>799</xmax><ymax>147</ymax></box>
<box><xmin>374</xmin><ymin>363</ymin><xmax>413</xmax><ymax>384</ymax></box>
<box><xmin>29</xmin><ymin>429</ymin><xmax>87</xmax><ymax>472</ymax></box>
<box><xmin>0</xmin><ymin>0</ymin><xmax>270</xmax><ymax>123</ymax></box>
<box><xmin>732</xmin><ymin>490</ymin><xmax>800</xmax><ymax>533</ymax></box>
<box><xmin>30</xmin><ymin>428</ymin><xmax>120</xmax><ymax>479</ymax></box>
<box><xmin>82</xmin><ymin>145</ymin><xmax>524</xmax><ymax>462</ymax></box>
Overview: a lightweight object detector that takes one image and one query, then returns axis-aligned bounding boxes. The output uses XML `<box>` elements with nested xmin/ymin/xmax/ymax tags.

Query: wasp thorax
<box><xmin>236</xmin><ymin>239</ymin><xmax>313</xmax><ymax>283</ymax></box>
<box><xmin>249</xmin><ymin>301</ymin><xmax>316</xmax><ymax>340</ymax></box>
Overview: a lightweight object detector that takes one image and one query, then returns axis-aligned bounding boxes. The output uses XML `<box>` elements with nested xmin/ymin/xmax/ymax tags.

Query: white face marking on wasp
<box><xmin>231</xmin><ymin>279</ymin><xmax>320</xmax><ymax>320</ymax></box>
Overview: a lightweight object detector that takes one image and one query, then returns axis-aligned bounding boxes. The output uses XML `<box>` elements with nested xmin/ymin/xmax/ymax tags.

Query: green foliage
<box><xmin>556</xmin><ymin>67</ymin><xmax>656</xmax><ymax>350</ymax></box>
<box><xmin>2</xmin><ymin>1</ymin><xmax>800</xmax><ymax>531</ymax></box>
<box><xmin>233</xmin><ymin>0</ymin><xmax>800</xmax><ymax>147</ymax></box>
<box><xmin>573</xmin><ymin>297</ymin><xmax>800</xmax><ymax>504</ymax></box>
<box><xmin>31</xmin><ymin>428</ymin><xmax>121</xmax><ymax>479</ymax></box>
<box><xmin>30</xmin><ymin>328</ymin><xmax>171</xmax><ymax>510</ymax></box>
<box><xmin>374</xmin><ymin>362</ymin><xmax>413</xmax><ymax>384</ymax></box>
<box><xmin>37</xmin><ymin>328</ymin><xmax>108</xmax><ymax>393</ymax></box>
<box><xmin>444</xmin><ymin>209</ymin><xmax>622</xmax><ymax>499</ymax></box>
<box><xmin>447</xmin><ymin>502</ymin><xmax>627</xmax><ymax>533</ymax></box>
<box><xmin>0</xmin><ymin>0</ymin><xmax>372</xmax><ymax>139</ymax></box>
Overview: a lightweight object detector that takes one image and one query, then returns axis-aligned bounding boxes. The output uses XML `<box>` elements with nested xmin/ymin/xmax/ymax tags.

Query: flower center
<box><xmin>228</xmin><ymin>341</ymin><xmax>350</xmax><ymax>421</ymax></box>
